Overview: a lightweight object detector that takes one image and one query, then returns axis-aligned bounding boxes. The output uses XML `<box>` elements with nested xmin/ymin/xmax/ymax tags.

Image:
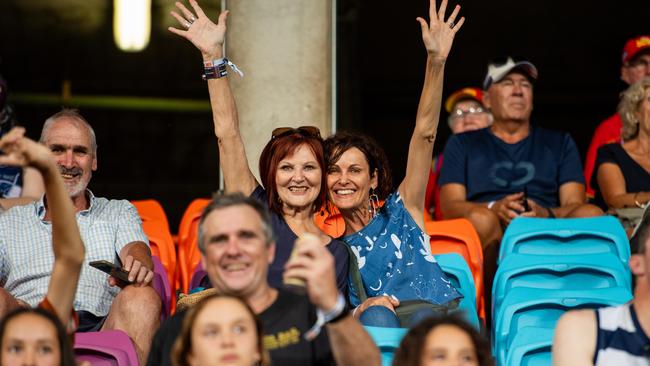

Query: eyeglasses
<box><xmin>271</xmin><ymin>126</ymin><xmax>321</xmax><ymax>139</ymax></box>
<box><xmin>451</xmin><ymin>107</ymin><xmax>485</xmax><ymax>119</ymax></box>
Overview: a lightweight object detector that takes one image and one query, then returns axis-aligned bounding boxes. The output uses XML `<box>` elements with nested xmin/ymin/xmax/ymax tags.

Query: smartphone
<box><xmin>522</xmin><ymin>186</ymin><xmax>531</xmax><ymax>212</ymax></box>
<box><xmin>89</xmin><ymin>260</ymin><xmax>133</xmax><ymax>284</ymax></box>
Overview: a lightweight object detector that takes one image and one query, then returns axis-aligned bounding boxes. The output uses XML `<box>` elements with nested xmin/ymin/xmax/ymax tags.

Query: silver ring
<box><xmin>185</xmin><ymin>21</ymin><xmax>192</xmax><ymax>29</ymax></box>
<box><xmin>189</xmin><ymin>15</ymin><xmax>196</xmax><ymax>23</ymax></box>
<box><xmin>449</xmin><ymin>21</ymin><xmax>455</xmax><ymax>28</ymax></box>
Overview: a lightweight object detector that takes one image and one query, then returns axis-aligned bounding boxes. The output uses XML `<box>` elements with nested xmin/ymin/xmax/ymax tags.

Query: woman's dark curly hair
<box><xmin>324</xmin><ymin>132</ymin><xmax>393</xmax><ymax>200</ymax></box>
<box><xmin>0</xmin><ymin>307</ymin><xmax>77</xmax><ymax>366</ymax></box>
<box><xmin>392</xmin><ymin>315</ymin><xmax>494</xmax><ymax>366</ymax></box>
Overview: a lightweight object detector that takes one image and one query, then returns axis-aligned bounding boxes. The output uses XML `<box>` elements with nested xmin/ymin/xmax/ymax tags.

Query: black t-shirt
<box><xmin>146</xmin><ymin>289</ymin><xmax>335</xmax><ymax>366</ymax></box>
<box><xmin>251</xmin><ymin>186</ymin><xmax>349</xmax><ymax>295</ymax></box>
<box><xmin>592</xmin><ymin>143</ymin><xmax>650</xmax><ymax>210</ymax></box>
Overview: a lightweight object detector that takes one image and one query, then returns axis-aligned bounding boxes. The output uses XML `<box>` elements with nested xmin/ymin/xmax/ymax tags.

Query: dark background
<box><xmin>0</xmin><ymin>0</ymin><xmax>647</xmax><ymax>229</ymax></box>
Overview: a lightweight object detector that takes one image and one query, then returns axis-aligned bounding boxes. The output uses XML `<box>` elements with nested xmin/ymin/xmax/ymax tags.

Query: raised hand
<box><xmin>0</xmin><ymin>127</ymin><xmax>55</xmax><ymax>171</ymax></box>
<box><xmin>168</xmin><ymin>0</ymin><xmax>228</xmax><ymax>60</ymax></box>
<box><xmin>416</xmin><ymin>0</ymin><xmax>465</xmax><ymax>61</ymax></box>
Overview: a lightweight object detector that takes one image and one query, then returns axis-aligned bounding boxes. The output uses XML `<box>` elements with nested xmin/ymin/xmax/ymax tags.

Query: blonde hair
<box><xmin>619</xmin><ymin>77</ymin><xmax>650</xmax><ymax>141</ymax></box>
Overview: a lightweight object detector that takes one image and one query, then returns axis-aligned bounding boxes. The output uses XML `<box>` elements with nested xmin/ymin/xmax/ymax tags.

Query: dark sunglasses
<box><xmin>271</xmin><ymin>126</ymin><xmax>321</xmax><ymax>140</ymax></box>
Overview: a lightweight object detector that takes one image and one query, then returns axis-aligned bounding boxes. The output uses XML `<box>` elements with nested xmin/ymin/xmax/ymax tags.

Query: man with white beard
<box><xmin>0</xmin><ymin>109</ymin><xmax>161</xmax><ymax>364</ymax></box>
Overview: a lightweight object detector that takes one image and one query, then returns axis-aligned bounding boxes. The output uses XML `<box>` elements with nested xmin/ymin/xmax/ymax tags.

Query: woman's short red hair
<box><xmin>259</xmin><ymin>131</ymin><xmax>326</xmax><ymax>215</ymax></box>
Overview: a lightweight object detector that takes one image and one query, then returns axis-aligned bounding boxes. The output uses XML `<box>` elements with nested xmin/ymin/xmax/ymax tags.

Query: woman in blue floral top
<box><xmin>324</xmin><ymin>0</ymin><xmax>465</xmax><ymax>327</ymax></box>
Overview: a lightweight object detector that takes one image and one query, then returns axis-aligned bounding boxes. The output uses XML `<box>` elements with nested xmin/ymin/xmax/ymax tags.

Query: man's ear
<box><xmin>92</xmin><ymin>156</ymin><xmax>98</xmax><ymax>171</ymax></box>
<box><xmin>630</xmin><ymin>254</ymin><xmax>646</xmax><ymax>277</ymax></box>
<box><xmin>483</xmin><ymin>91</ymin><xmax>492</xmax><ymax>109</ymax></box>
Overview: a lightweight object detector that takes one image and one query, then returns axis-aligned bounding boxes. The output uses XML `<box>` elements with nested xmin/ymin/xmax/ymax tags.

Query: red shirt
<box><xmin>584</xmin><ymin>113</ymin><xmax>622</xmax><ymax>198</ymax></box>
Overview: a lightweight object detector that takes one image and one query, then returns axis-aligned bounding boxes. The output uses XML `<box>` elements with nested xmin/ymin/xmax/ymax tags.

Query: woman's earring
<box><xmin>368</xmin><ymin>188</ymin><xmax>380</xmax><ymax>218</ymax></box>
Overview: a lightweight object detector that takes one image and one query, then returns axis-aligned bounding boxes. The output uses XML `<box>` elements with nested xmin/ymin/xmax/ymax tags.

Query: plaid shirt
<box><xmin>0</xmin><ymin>190</ymin><xmax>148</xmax><ymax>316</ymax></box>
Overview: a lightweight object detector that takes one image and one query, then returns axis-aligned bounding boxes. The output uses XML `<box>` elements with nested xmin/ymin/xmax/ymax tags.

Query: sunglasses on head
<box><xmin>271</xmin><ymin>126</ymin><xmax>321</xmax><ymax>140</ymax></box>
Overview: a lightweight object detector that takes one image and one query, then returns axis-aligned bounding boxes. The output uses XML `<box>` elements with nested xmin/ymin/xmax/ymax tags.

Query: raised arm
<box><xmin>169</xmin><ymin>0</ymin><xmax>257</xmax><ymax>195</ymax></box>
<box><xmin>0</xmin><ymin>127</ymin><xmax>84</xmax><ymax>326</ymax></box>
<box><xmin>400</xmin><ymin>0</ymin><xmax>464</xmax><ymax>227</ymax></box>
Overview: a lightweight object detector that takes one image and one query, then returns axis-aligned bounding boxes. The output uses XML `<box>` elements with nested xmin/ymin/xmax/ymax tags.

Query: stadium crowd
<box><xmin>0</xmin><ymin>0</ymin><xmax>649</xmax><ymax>365</ymax></box>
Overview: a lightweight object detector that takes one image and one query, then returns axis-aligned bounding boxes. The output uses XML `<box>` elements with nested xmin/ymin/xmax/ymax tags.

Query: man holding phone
<box><xmin>0</xmin><ymin>109</ymin><xmax>160</xmax><ymax>364</ymax></box>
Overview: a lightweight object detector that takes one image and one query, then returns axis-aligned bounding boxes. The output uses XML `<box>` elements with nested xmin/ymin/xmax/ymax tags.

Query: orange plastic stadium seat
<box><xmin>315</xmin><ymin>203</ymin><xmax>346</xmax><ymax>238</ymax></box>
<box><xmin>315</xmin><ymin>200</ymin><xmax>386</xmax><ymax>238</ymax></box>
<box><xmin>177</xmin><ymin>198</ymin><xmax>211</xmax><ymax>295</ymax></box>
<box><xmin>141</xmin><ymin>221</ymin><xmax>176</xmax><ymax>286</ymax></box>
<box><xmin>131</xmin><ymin>199</ymin><xmax>171</xmax><ymax>231</ymax></box>
<box><xmin>425</xmin><ymin>219</ymin><xmax>485</xmax><ymax>321</ymax></box>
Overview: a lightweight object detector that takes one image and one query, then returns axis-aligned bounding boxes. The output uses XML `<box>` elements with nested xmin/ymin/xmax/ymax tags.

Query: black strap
<box><xmin>343</xmin><ymin>243</ymin><xmax>368</xmax><ymax>303</ymax></box>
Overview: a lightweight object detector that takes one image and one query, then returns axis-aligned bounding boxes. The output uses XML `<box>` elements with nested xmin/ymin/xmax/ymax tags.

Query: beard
<box><xmin>58</xmin><ymin>165</ymin><xmax>91</xmax><ymax>198</ymax></box>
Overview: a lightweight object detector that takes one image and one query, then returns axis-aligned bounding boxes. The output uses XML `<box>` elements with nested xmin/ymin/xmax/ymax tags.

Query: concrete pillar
<box><xmin>225</xmin><ymin>0</ymin><xmax>333</xmax><ymax>180</ymax></box>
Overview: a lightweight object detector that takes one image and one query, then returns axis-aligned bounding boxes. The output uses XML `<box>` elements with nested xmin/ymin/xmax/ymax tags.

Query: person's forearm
<box><xmin>121</xmin><ymin>242</ymin><xmax>153</xmax><ymax>269</ymax></box>
<box><xmin>440</xmin><ymin>199</ymin><xmax>485</xmax><ymax>220</ymax></box>
<box><xmin>414</xmin><ymin>55</ymin><xmax>445</xmax><ymax>139</ymax></box>
<box><xmin>605</xmin><ymin>191</ymin><xmax>650</xmax><ymax>209</ymax></box>
<box><xmin>326</xmin><ymin>315</ymin><xmax>381</xmax><ymax>366</ymax></box>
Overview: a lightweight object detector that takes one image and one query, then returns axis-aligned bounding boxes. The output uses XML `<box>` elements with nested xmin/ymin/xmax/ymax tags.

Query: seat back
<box><xmin>315</xmin><ymin>202</ymin><xmax>346</xmax><ymax>238</ymax></box>
<box><xmin>434</xmin><ymin>253</ymin><xmax>480</xmax><ymax>329</ymax></box>
<box><xmin>364</xmin><ymin>326</ymin><xmax>408</xmax><ymax>366</ymax></box>
<box><xmin>142</xmin><ymin>220</ymin><xmax>176</xmax><ymax>287</ymax></box>
<box><xmin>177</xmin><ymin>198</ymin><xmax>211</xmax><ymax>294</ymax></box>
<box><xmin>74</xmin><ymin>330</ymin><xmax>138</xmax><ymax>366</ymax></box>
<box><xmin>190</xmin><ymin>261</ymin><xmax>207</xmax><ymax>292</ymax></box>
<box><xmin>425</xmin><ymin>219</ymin><xmax>484</xmax><ymax>320</ymax></box>
<box><xmin>131</xmin><ymin>199</ymin><xmax>170</xmax><ymax>230</ymax></box>
<box><xmin>493</xmin><ymin>287</ymin><xmax>633</xmax><ymax>364</ymax></box>
<box><xmin>152</xmin><ymin>256</ymin><xmax>172</xmax><ymax>319</ymax></box>
<box><xmin>499</xmin><ymin>217</ymin><xmax>630</xmax><ymax>265</ymax></box>
<box><xmin>492</xmin><ymin>253</ymin><xmax>631</xmax><ymax>317</ymax></box>
<box><xmin>504</xmin><ymin>326</ymin><xmax>553</xmax><ymax>366</ymax></box>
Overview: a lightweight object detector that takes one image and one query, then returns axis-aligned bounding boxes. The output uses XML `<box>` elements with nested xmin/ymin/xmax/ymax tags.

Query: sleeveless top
<box><xmin>342</xmin><ymin>190</ymin><xmax>461</xmax><ymax>306</ymax></box>
<box><xmin>595</xmin><ymin>302</ymin><xmax>650</xmax><ymax>365</ymax></box>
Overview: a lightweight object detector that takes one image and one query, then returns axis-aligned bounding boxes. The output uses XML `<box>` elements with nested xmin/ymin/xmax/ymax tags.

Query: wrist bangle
<box><xmin>304</xmin><ymin>293</ymin><xmax>346</xmax><ymax>341</ymax></box>
<box><xmin>487</xmin><ymin>201</ymin><xmax>496</xmax><ymax>209</ymax></box>
<box><xmin>202</xmin><ymin>58</ymin><xmax>244</xmax><ymax>80</ymax></box>
<box><xmin>634</xmin><ymin>193</ymin><xmax>644</xmax><ymax>208</ymax></box>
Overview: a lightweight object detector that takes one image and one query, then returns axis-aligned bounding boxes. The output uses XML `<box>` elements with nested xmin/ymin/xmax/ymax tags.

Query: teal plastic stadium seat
<box><xmin>435</xmin><ymin>253</ymin><xmax>480</xmax><ymax>330</ymax></box>
<box><xmin>492</xmin><ymin>253</ymin><xmax>632</xmax><ymax>318</ymax></box>
<box><xmin>499</xmin><ymin>217</ymin><xmax>630</xmax><ymax>265</ymax></box>
<box><xmin>504</xmin><ymin>326</ymin><xmax>553</xmax><ymax>366</ymax></box>
<box><xmin>364</xmin><ymin>326</ymin><xmax>408</xmax><ymax>366</ymax></box>
<box><xmin>493</xmin><ymin>286</ymin><xmax>633</xmax><ymax>364</ymax></box>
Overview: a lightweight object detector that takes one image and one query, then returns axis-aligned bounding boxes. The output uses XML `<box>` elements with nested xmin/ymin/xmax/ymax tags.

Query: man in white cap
<box><xmin>437</xmin><ymin>57</ymin><xmax>602</xmax><ymax>316</ymax></box>
<box><xmin>439</xmin><ymin>56</ymin><xmax>601</xmax><ymax>248</ymax></box>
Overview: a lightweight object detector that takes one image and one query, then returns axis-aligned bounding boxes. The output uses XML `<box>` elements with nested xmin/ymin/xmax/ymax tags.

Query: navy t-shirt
<box><xmin>438</xmin><ymin>126</ymin><xmax>584</xmax><ymax>208</ymax></box>
<box><xmin>251</xmin><ymin>186</ymin><xmax>349</xmax><ymax>295</ymax></box>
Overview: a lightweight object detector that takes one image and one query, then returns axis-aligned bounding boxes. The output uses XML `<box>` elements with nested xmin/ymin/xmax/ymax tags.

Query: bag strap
<box><xmin>343</xmin><ymin>243</ymin><xmax>368</xmax><ymax>303</ymax></box>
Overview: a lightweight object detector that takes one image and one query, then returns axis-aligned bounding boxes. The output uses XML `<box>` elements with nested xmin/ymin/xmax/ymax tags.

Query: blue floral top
<box><xmin>343</xmin><ymin>191</ymin><xmax>462</xmax><ymax>306</ymax></box>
